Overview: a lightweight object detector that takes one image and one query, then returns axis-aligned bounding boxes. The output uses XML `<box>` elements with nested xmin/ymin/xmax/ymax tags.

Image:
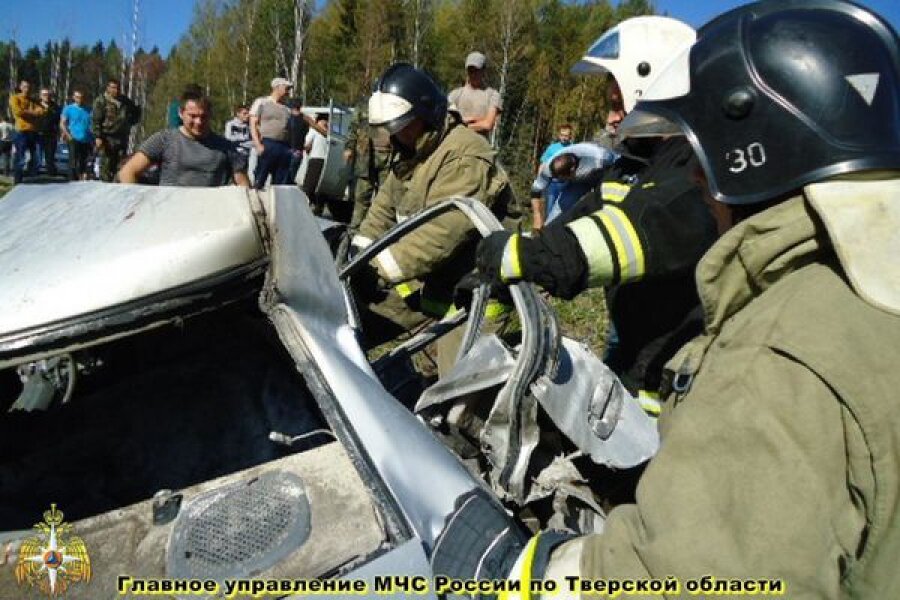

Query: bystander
<box><xmin>0</xmin><ymin>116</ymin><xmax>14</xmax><ymax>176</ymax></box>
<box><xmin>249</xmin><ymin>77</ymin><xmax>293</xmax><ymax>188</ymax></box>
<box><xmin>118</xmin><ymin>91</ymin><xmax>248</xmax><ymax>187</ymax></box>
<box><xmin>37</xmin><ymin>88</ymin><xmax>61</xmax><ymax>176</ymax></box>
<box><xmin>448</xmin><ymin>52</ymin><xmax>502</xmax><ymax>141</ymax></box>
<box><xmin>92</xmin><ymin>78</ymin><xmax>138</xmax><ymax>182</ymax></box>
<box><xmin>301</xmin><ymin>114</ymin><xmax>329</xmax><ymax>214</ymax></box>
<box><xmin>529</xmin><ymin>142</ymin><xmax>616</xmax><ymax>229</ymax></box>
<box><xmin>60</xmin><ymin>90</ymin><xmax>94</xmax><ymax>181</ymax></box>
<box><xmin>287</xmin><ymin>100</ymin><xmax>309</xmax><ymax>183</ymax></box>
<box><xmin>9</xmin><ymin>80</ymin><xmax>45</xmax><ymax>183</ymax></box>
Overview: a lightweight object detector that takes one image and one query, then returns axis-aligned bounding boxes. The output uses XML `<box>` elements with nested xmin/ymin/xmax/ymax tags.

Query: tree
<box><xmin>405</xmin><ymin>0</ymin><xmax>432</xmax><ymax>68</ymax></box>
<box><xmin>239</xmin><ymin>0</ymin><xmax>260</xmax><ymax>103</ymax></box>
<box><xmin>141</xmin><ymin>0</ymin><xmax>651</xmax><ymax>157</ymax></box>
<box><xmin>289</xmin><ymin>0</ymin><xmax>311</xmax><ymax>92</ymax></box>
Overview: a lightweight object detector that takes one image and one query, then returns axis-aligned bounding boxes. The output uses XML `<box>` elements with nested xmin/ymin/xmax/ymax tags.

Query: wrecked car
<box><xmin>0</xmin><ymin>182</ymin><xmax>657</xmax><ymax>597</ymax></box>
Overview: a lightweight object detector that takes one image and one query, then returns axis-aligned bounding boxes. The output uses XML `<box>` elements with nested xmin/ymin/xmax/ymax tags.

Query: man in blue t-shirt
<box><xmin>530</xmin><ymin>141</ymin><xmax>616</xmax><ymax>229</ymax></box>
<box><xmin>535</xmin><ymin>124</ymin><xmax>574</xmax><ymax>229</ymax></box>
<box><xmin>539</xmin><ymin>123</ymin><xmax>573</xmax><ymax>165</ymax></box>
<box><xmin>60</xmin><ymin>90</ymin><xmax>94</xmax><ymax>180</ymax></box>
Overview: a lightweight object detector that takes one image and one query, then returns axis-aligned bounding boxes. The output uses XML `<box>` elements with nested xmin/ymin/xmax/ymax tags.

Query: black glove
<box><xmin>350</xmin><ymin>262</ymin><xmax>387</xmax><ymax>305</ymax></box>
<box><xmin>453</xmin><ymin>272</ymin><xmax>512</xmax><ymax>310</ymax></box>
<box><xmin>474</xmin><ymin>226</ymin><xmax>594</xmax><ymax>299</ymax></box>
<box><xmin>431</xmin><ymin>491</ymin><xmax>529</xmax><ymax>600</ymax></box>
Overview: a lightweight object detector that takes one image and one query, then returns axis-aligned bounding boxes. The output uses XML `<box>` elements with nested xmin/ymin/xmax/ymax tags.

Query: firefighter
<box><xmin>476</xmin><ymin>1</ymin><xmax>900</xmax><ymax>594</ymax></box>
<box><xmin>477</xmin><ymin>16</ymin><xmax>716</xmax><ymax>410</ymax></box>
<box><xmin>351</xmin><ymin>63</ymin><xmax>516</xmax><ymax>373</ymax></box>
<box><xmin>344</xmin><ymin>100</ymin><xmax>392</xmax><ymax>230</ymax></box>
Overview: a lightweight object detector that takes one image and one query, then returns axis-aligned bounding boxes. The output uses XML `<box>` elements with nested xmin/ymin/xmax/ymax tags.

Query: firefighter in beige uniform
<box><xmin>461</xmin><ymin>2</ymin><xmax>900</xmax><ymax>597</ymax></box>
<box><xmin>351</xmin><ymin>63</ymin><xmax>515</xmax><ymax>370</ymax></box>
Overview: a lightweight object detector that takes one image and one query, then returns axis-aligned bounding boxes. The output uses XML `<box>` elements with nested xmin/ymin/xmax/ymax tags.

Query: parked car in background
<box><xmin>53</xmin><ymin>142</ymin><xmax>69</xmax><ymax>175</ymax></box>
<box><xmin>296</xmin><ymin>102</ymin><xmax>354</xmax><ymax>220</ymax></box>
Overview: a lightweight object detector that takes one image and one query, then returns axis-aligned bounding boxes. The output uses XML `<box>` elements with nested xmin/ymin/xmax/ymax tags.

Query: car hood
<box><xmin>0</xmin><ymin>182</ymin><xmax>265</xmax><ymax>342</ymax></box>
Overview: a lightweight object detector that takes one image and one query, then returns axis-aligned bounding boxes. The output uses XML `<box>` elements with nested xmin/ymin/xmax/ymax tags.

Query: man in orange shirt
<box><xmin>9</xmin><ymin>80</ymin><xmax>46</xmax><ymax>183</ymax></box>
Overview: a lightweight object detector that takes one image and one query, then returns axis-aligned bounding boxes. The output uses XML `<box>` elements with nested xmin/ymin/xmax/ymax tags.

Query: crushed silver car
<box><xmin>0</xmin><ymin>182</ymin><xmax>657</xmax><ymax>597</ymax></box>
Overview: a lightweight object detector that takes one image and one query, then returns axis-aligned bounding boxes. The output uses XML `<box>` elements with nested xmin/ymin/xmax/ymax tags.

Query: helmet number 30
<box><xmin>726</xmin><ymin>142</ymin><xmax>767</xmax><ymax>173</ymax></box>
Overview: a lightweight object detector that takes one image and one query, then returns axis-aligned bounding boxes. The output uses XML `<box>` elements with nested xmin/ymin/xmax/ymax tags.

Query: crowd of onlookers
<box><xmin>4</xmin><ymin>77</ymin><xmax>140</xmax><ymax>183</ymax></box>
<box><xmin>3</xmin><ymin>48</ymin><xmax>554</xmax><ymax>228</ymax></box>
<box><xmin>3</xmin><ymin>75</ymin><xmax>340</xmax><ymax>194</ymax></box>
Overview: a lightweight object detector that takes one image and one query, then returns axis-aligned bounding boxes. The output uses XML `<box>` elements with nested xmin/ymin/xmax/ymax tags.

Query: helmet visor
<box><xmin>571</xmin><ymin>29</ymin><xmax>620</xmax><ymax>76</ymax></box>
<box><xmin>368</xmin><ymin>91</ymin><xmax>417</xmax><ymax>135</ymax></box>
<box><xmin>617</xmin><ymin>108</ymin><xmax>684</xmax><ymax>139</ymax></box>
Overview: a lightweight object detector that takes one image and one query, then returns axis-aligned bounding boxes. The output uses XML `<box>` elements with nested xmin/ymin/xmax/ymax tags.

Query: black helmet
<box><xmin>619</xmin><ymin>0</ymin><xmax>900</xmax><ymax>204</ymax></box>
<box><xmin>368</xmin><ymin>63</ymin><xmax>448</xmax><ymax>134</ymax></box>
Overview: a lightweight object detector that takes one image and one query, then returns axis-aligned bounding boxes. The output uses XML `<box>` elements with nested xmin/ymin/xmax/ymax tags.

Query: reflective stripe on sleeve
<box><xmin>499</xmin><ymin>534</ymin><xmax>540</xmax><ymax>600</ymax></box>
<box><xmin>427</xmin><ymin>298</ymin><xmax>513</xmax><ymax>320</ymax></box>
<box><xmin>601</xmin><ymin>181</ymin><xmax>632</xmax><ymax>203</ymax></box>
<box><xmin>638</xmin><ymin>389</ymin><xmax>662</xmax><ymax>416</ymax></box>
<box><xmin>500</xmin><ymin>233</ymin><xmax>523</xmax><ymax>282</ymax></box>
<box><xmin>566</xmin><ymin>216</ymin><xmax>615</xmax><ymax>287</ymax></box>
<box><xmin>484</xmin><ymin>301</ymin><xmax>513</xmax><ymax>320</ymax></box>
<box><xmin>350</xmin><ymin>234</ymin><xmax>374</xmax><ymax>249</ymax></box>
<box><xmin>598</xmin><ymin>205</ymin><xmax>645</xmax><ymax>282</ymax></box>
<box><xmin>375</xmin><ymin>247</ymin><xmax>404</xmax><ymax>283</ymax></box>
<box><xmin>395</xmin><ymin>282</ymin><xmax>416</xmax><ymax>298</ymax></box>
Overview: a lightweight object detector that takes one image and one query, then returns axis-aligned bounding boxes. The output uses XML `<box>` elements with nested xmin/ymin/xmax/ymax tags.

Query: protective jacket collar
<box><xmin>696</xmin><ymin>175</ymin><xmax>900</xmax><ymax>336</ymax></box>
<box><xmin>696</xmin><ymin>195</ymin><xmax>827</xmax><ymax>335</ymax></box>
<box><xmin>805</xmin><ymin>176</ymin><xmax>900</xmax><ymax>317</ymax></box>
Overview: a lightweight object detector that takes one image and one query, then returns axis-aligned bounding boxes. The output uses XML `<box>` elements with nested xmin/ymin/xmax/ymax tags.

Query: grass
<box><xmin>370</xmin><ymin>285</ymin><xmax>610</xmax><ymax>365</ymax></box>
<box><xmin>551</xmin><ymin>287</ymin><xmax>610</xmax><ymax>356</ymax></box>
<box><xmin>0</xmin><ymin>180</ymin><xmax>11</xmax><ymax>199</ymax></box>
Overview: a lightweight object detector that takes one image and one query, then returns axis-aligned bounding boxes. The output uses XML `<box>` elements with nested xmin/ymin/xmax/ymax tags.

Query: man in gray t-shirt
<box><xmin>448</xmin><ymin>52</ymin><xmax>502</xmax><ymax>140</ymax></box>
<box><xmin>119</xmin><ymin>94</ymin><xmax>249</xmax><ymax>187</ymax></box>
<box><xmin>249</xmin><ymin>77</ymin><xmax>293</xmax><ymax>189</ymax></box>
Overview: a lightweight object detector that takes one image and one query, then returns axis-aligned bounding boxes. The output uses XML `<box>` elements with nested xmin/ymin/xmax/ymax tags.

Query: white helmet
<box><xmin>571</xmin><ymin>16</ymin><xmax>696</xmax><ymax>113</ymax></box>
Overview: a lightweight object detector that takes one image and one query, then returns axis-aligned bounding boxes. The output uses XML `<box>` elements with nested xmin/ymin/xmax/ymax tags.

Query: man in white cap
<box><xmin>448</xmin><ymin>51</ymin><xmax>501</xmax><ymax>140</ymax></box>
<box><xmin>249</xmin><ymin>77</ymin><xmax>293</xmax><ymax>188</ymax></box>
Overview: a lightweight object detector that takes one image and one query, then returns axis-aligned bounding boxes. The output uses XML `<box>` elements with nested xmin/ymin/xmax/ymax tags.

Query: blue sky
<box><xmin>4</xmin><ymin>0</ymin><xmax>196</xmax><ymax>55</ymax></box>
<box><xmin>6</xmin><ymin>0</ymin><xmax>900</xmax><ymax>56</ymax></box>
<box><xmin>654</xmin><ymin>0</ymin><xmax>899</xmax><ymax>30</ymax></box>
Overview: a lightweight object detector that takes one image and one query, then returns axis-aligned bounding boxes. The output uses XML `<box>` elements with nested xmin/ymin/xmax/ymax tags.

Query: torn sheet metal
<box><xmin>414</xmin><ymin>335</ymin><xmax>516</xmax><ymax>413</ymax></box>
<box><xmin>340</xmin><ymin>197</ymin><xmax>557</xmax><ymax>504</ymax></box>
<box><xmin>525</xmin><ymin>454</ymin><xmax>607</xmax><ymax>534</ymax></box>
<box><xmin>479</xmin><ymin>285</ymin><xmax>557</xmax><ymax>503</ymax></box>
<box><xmin>531</xmin><ymin>338</ymin><xmax>659</xmax><ymax>469</ymax></box>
